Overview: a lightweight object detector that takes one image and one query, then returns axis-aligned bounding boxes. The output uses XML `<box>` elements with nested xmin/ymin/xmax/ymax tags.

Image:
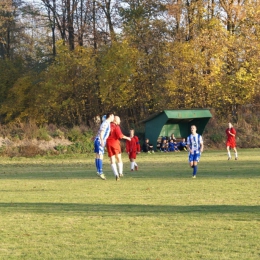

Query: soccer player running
<box><xmin>126</xmin><ymin>129</ymin><xmax>141</xmax><ymax>171</ymax></box>
<box><xmin>187</xmin><ymin>125</ymin><xmax>204</xmax><ymax>178</ymax></box>
<box><xmin>106</xmin><ymin>116</ymin><xmax>131</xmax><ymax>181</ymax></box>
<box><xmin>94</xmin><ymin>113</ymin><xmax>114</xmax><ymax>180</ymax></box>
<box><xmin>226</xmin><ymin>122</ymin><xmax>238</xmax><ymax>160</ymax></box>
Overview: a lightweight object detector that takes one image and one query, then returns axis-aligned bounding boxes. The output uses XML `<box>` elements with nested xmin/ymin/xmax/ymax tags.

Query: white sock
<box><xmin>118</xmin><ymin>162</ymin><xmax>123</xmax><ymax>175</ymax></box>
<box><xmin>235</xmin><ymin>152</ymin><xmax>238</xmax><ymax>157</ymax></box>
<box><xmin>131</xmin><ymin>162</ymin><xmax>135</xmax><ymax>170</ymax></box>
<box><xmin>228</xmin><ymin>151</ymin><xmax>231</xmax><ymax>157</ymax></box>
<box><xmin>111</xmin><ymin>163</ymin><xmax>118</xmax><ymax>177</ymax></box>
<box><xmin>134</xmin><ymin>162</ymin><xmax>138</xmax><ymax>167</ymax></box>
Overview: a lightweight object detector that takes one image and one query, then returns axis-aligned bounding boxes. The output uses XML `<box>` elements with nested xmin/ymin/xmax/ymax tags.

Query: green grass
<box><xmin>0</xmin><ymin>149</ymin><xmax>259</xmax><ymax>259</ymax></box>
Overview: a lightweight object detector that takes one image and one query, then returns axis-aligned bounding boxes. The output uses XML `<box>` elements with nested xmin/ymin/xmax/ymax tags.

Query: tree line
<box><xmin>1</xmin><ymin>0</ymin><xmax>260</xmax><ymax>128</ymax></box>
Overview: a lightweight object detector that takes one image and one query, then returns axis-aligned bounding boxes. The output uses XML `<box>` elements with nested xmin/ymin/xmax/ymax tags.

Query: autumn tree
<box><xmin>119</xmin><ymin>0</ymin><xmax>170</xmax><ymax>123</ymax></box>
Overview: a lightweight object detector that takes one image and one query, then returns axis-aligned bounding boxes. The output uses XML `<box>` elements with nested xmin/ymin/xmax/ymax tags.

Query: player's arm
<box><xmin>99</xmin><ymin>122</ymin><xmax>110</xmax><ymax>147</ymax></box>
<box><xmin>126</xmin><ymin>139</ymin><xmax>130</xmax><ymax>153</ymax></box>
<box><xmin>200</xmin><ymin>139</ymin><xmax>204</xmax><ymax>153</ymax></box>
<box><xmin>122</xmin><ymin>135</ymin><xmax>131</xmax><ymax>141</ymax></box>
<box><xmin>186</xmin><ymin>138</ymin><xmax>191</xmax><ymax>153</ymax></box>
<box><xmin>116</xmin><ymin>127</ymin><xmax>131</xmax><ymax>141</ymax></box>
<box><xmin>187</xmin><ymin>144</ymin><xmax>191</xmax><ymax>153</ymax></box>
<box><xmin>230</xmin><ymin>128</ymin><xmax>236</xmax><ymax>136</ymax></box>
<box><xmin>99</xmin><ymin>129</ymin><xmax>105</xmax><ymax>147</ymax></box>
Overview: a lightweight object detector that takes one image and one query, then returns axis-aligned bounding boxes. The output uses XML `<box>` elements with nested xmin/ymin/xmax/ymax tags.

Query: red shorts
<box><xmin>107</xmin><ymin>145</ymin><xmax>121</xmax><ymax>157</ymax></box>
<box><xmin>128</xmin><ymin>152</ymin><xmax>137</xmax><ymax>159</ymax></box>
<box><xmin>226</xmin><ymin>141</ymin><xmax>236</xmax><ymax>148</ymax></box>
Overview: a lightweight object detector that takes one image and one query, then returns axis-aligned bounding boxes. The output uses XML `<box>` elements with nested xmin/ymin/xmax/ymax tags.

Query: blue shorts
<box><xmin>189</xmin><ymin>152</ymin><xmax>200</xmax><ymax>162</ymax></box>
<box><xmin>94</xmin><ymin>138</ymin><xmax>105</xmax><ymax>155</ymax></box>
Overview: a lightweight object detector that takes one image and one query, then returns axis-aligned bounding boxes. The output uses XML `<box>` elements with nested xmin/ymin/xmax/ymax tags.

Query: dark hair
<box><xmin>105</xmin><ymin>112</ymin><xmax>114</xmax><ymax>119</ymax></box>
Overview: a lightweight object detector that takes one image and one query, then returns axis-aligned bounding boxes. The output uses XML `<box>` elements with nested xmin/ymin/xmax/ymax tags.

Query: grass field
<box><xmin>0</xmin><ymin>149</ymin><xmax>259</xmax><ymax>259</ymax></box>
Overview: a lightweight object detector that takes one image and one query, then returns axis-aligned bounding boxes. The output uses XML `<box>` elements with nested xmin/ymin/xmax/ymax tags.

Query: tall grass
<box><xmin>0</xmin><ymin>150</ymin><xmax>259</xmax><ymax>259</ymax></box>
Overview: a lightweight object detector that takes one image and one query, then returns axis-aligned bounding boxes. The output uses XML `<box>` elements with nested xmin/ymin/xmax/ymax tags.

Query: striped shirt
<box><xmin>187</xmin><ymin>134</ymin><xmax>203</xmax><ymax>154</ymax></box>
<box><xmin>96</xmin><ymin>120</ymin><xmax>111</xmax><ymax>143</ymax></box>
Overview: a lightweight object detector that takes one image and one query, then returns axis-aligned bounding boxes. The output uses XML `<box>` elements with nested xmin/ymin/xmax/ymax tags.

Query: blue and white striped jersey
<box><xmin>187</xmin><ymin>134</ymin><xmax>203</xmax><ymax>154</ymax></box>
<box><xmin>96</xmin><ymin>120</ymin><xmax>111</xmax><ymax>143</ymax></box>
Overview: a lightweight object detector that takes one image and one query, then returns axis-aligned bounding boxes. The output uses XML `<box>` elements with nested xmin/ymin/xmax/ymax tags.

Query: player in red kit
<box><xmin>126</xmin><ymin>129</ymin><xmax>140</xmax><ymax>171</ymax></box>
<box><xmin>226</xmin><ymin>122</ymin><xmax>238</xmax><ymax>160</ymax></box>
<box><xmin>106</xmin><ymin>116</ymin><xmax>131</xmax><ymax>181</ymax></box>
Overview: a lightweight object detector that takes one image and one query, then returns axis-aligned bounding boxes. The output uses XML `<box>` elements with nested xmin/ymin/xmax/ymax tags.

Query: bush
<box><xmin>66</xmin><ymin>126</ymin><xmax>82</xmax><ymax>142</ymax></box>
<box><xmin>65</xmin><ymin>126</ymin><xmax>94</xmax><ymax>153</ymax></box>
<box><xmin>37</xmin><ymin>127</ymin><xmax>51</xmax><ymax>141</ymax></box>
<box><xmin>209</xmin><ymin>133</ymin><xmax>224</xmax><ymax>143</ymax></box>
<box><xmin>54</xmin><ymin>144</ymin><xmax>67</xmax><ymax>154</ymax></box>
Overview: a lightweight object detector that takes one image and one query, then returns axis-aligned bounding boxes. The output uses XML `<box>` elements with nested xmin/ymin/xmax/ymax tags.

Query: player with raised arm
<box><xmin>187</xmin><ymin>125</ymin><xmax>204</xmax><ymax>178</ymax></box>
<box><xmin>106</xmin><ymin>116</ymin><xmax>131</xmax><ymax>181</ymax></box>
<box><xmin>94</xmin><ymin>113</ymin><xmax>114</xmax><ymax>180</ymax></box>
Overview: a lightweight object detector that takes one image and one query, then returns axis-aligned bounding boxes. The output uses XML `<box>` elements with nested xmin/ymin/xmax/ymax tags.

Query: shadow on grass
<box><xmin>0</xmin><ymin>202</ymin><xmax>259</xmax><ymax>215</ymax></box>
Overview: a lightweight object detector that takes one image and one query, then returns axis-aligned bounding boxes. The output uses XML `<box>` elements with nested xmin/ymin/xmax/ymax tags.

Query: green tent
<box><xmin>141</xmin><ymin>109</ymin><xmax>212</xmax><ymax>148</ymax></box>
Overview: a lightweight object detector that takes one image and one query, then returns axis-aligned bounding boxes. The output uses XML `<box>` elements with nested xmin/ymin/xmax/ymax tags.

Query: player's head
<box><xmin>191</xmin><ymin>125</ymin><xmax>197</xmax><ymax>134</ymax></box>
<box><xmin>129</xmin><ymin>129</ymin><xmax>134</xmax><ymax>137</ymax></box>
<box><xmin>145</xmin><ymin>138</ymin><xmax>149</xmax><ymax>143</ymax></box>
<box><xmin>228</xmin><ymin>122</ymin><xmax>233</xmax><ymax>128</ymax></box>
<box><xmin>114</xmin><ymin>116</ymin><xmax>121</xmax><ymax>125</ymax></box>
<box><xmin>104</xmin><ymin>112</ymin><xmax>114</xmax><ymax>122</ymax></box>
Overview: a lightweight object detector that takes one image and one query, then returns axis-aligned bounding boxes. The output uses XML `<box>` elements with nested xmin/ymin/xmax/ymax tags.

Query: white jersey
<box><xmin>95</xmin><ymin>120</ymin><xmax>111</xmax><ymax>143</ymax></box>
<box><xmin>187</xmin><ymin>134</ymin><xmax>203</xmax><ymax>154</ymax></box>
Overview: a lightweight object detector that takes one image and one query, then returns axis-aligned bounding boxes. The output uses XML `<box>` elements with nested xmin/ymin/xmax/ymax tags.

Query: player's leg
<box><xmin>189</xmin><ymin>153</ymin><xmax>194</xmax><ymax>177</ymax></box>
<box><xmin>97</xmin><ymin>153</ymin><xmax>105</xmax><ymax>179</ymax></box>
<box><xmin>94</xmin><ymin>139</ymin><xmax>105</xmax><ymax>179</ymax></box>
<box><xmin>128</xmin><ymin>153</ymin><xmax>134</xmax><ymax>171</ymax></box>
<box><xmin>107</xmin><ymin>146</ymin><xmax>119</xmax><ymax>180</ymax></box>
<box><xmin>94</xmin><ymin>139</ymin><xmax>100</xmax><ymax>173</ymax></box>
<box><xmin>233</xmin><ymin>147</ymin><xmax>238</xmax><ymax>160</ymax></box>
<box><xmin>192</xmin><ymin>161</ymin><xmax>198</xmax><ymax>178</ymax></box>
<box><xmin>134</xmin><ymin>160</ymin><xmax>138</xmax><ymax>171</ymax></box>
<box><xmin>189</xmin><ymin>153</ymin><xmax>198</xmax><ymax>178</ymax></box>
<box><xmin>131</xmin><ymin>152</ymin><xmax>138</xmax><ymax>171</ymax></box>
<box><xmin>110</xmin><ymin>153</ymin><xmax>120</xmax><ymax>180</ymax></box>
<box><xmin>115</xmin><ymin>153</ymin><xmax>124</xmax><ymax>177</ymax></box>
<box><xmin>227</xmin><ymin>145</ymin><xmax>231</xmax><ymax>160</ymax></box>
<box><xmin>130</xmin><ymin>158</ymin><xmax>135</xmax><ymax>171</ymax></box>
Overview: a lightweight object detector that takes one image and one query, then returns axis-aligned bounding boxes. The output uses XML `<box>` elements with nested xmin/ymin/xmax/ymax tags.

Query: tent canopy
<box><xmin>141</xmin><ymin>109</ymin><xmax>212</xmax><ymax>148</ymax></box>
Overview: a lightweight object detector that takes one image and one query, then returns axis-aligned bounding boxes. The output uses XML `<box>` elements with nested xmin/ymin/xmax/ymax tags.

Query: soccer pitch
<box><xmin>0</xmin><ymin>149</ymin><xmax>259</xmax><ymax>259</ymax></box>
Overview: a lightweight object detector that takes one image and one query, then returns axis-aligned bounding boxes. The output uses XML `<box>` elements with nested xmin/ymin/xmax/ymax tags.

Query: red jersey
<box><xmin>226</xmin><ymin>127</ymin><xmax>236</xmax><ymax>148</ymax></box>
<box><xmin>126</xmin><ymin>136</ymin><xmax>140</xmax><ymax>153</ymax></box>
<box><xmin>106</xmin><ymin>123</ymin><xmax>124</xmax><ymax>149</ymax></box>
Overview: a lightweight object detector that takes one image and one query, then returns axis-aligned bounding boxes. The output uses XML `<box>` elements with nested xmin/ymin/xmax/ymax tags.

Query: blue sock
<box><xmin>193</xmin><ymin>165</ymin><xmax>198</xmax><ymax>176</ymax></box>
<box><xmin>98</xmin><ymin>159</ymin><xmax>103</xmax><ymax>174</ymax></box>
<box><xmin>95</xmin><ymin>159</ymin><xmax>98</xmax><ymax>172</ymax></box>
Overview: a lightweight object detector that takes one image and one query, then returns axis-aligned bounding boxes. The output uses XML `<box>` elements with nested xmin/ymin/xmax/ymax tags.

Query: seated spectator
<box><xmin>156</xmin><ymin>136</ymin><xmax>163</xmax><ymax>150</ymax></box>
<box><xmin>168</xmin><ymin>139</ymin><xmax>180</xmax><ymax>152</ymax></box>
<box><xmin>170</xmin><ymin>133</ymin><xmax>176</xmax><ymax>141</ymax></box>
<box><xmin>142</xmin><ymin>138</ymin><xmax>154</xmax><ymax>153</ymax></box>
<box><xmin>168</xmin><ymin>139</ymin><xmax>175</xmax><ymax>152</ymax></box>
<box><xmin>160</xmin><ymin>139</ymin><xmax>168</xmax><ymax>152</ymax></box>
<box><xmin>161</xmin><ymin>136</ymin><xmax>167</xmax><ymax>143</ymax></box>
<box><xmin>178</xmin><ymin>138</ymin><xmax>188</xmax><ymax>151</ymax></box>
<box><xmin>174</xmin><ymin>141</ymin><xmax>180</xmax><ymax>152</ymax></box>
